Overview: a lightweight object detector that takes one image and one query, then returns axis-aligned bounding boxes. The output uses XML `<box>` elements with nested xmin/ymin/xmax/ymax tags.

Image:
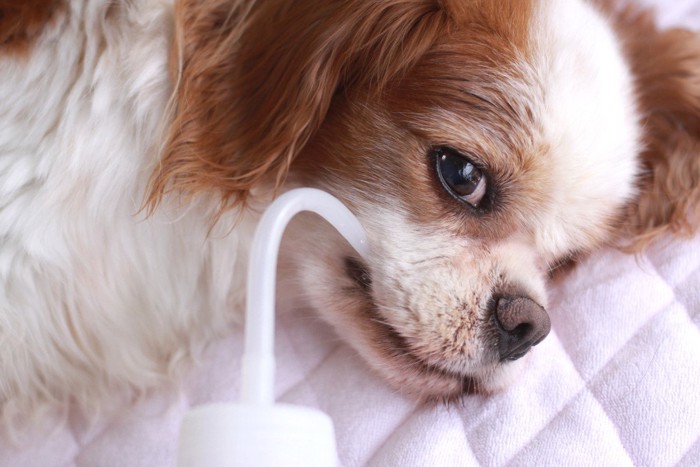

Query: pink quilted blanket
<box><xmin>3</xmin><ymin>1</ymin><xmax>700</xmax><ymax>465</ymax></box>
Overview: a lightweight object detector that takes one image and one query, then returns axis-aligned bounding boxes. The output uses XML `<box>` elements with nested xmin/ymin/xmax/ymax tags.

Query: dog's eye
<box><xmin>434</xmin><ymin>147</ymin><xmax>487</xmax><ymax>208</ymax></box>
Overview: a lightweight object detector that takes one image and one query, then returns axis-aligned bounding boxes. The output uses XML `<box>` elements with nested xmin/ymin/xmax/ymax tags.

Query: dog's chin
<box><xmin>342</xmin><ymin>256</ymin><xmax>519</xmax><ymax>402</ymax></box>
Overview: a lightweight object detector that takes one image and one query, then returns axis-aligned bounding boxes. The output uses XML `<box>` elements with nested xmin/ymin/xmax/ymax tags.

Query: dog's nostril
<box><xmin>510</xmin><ymin>322</ymin><xmax>533</xmax><ymax>339</ymax></box>
<box><xmin>492</xmin><ymin>295</ymin><xmax>551</xmax><ymax>362</ymax></box>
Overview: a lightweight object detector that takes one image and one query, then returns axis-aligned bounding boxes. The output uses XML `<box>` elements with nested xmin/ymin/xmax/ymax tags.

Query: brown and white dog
<box><xmin>1</xmin><ymin>0</ymin><xmax>699</xmax><ymax>427</ymax></box>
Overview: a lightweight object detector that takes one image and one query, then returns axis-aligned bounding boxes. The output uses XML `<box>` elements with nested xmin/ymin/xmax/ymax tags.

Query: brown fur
<box><xmin>149</xmin><ymin>0</ymin><xmax>536</xmax><ymax>209</ymax></box>
<box><xmin>440</xmin><ymin>0</ymin><xmax>536</xmax><ymax>54</ymax></box>
<box><xmin>151</xmin><ymin>0</ymin><xmax>700</xmax><ymax>252</ymax></box>
<box><xmin>150</xmin><ymin>0</ymin><xmax>456</xmax><ymax>210</ymax></box>
<box><xmin>605</xmin><ymin>3</ymin><xmax>700</xmax><ymax>249</ymax></box>
<box><xmin>0</xmin><ymin>0</ymin><xmax>63</xmax><ymax>56</ymax></box>
<box><xmin>294</xmin><ymin>12</ymin><xmax>541</xmax><ymax>241</ymax></box>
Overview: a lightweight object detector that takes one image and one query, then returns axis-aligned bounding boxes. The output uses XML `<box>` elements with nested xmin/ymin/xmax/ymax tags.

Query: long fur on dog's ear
<box><xmin>148</xmin><ymin>0</ymin><xmax>449</xmax><ymax>210</ymax></box>
<box><xmin>607</xmin><ymin>4</ymin><xmax>700</xmax><ymax>249</ymax></box>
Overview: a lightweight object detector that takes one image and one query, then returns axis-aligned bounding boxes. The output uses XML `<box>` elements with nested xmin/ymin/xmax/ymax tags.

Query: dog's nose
<box><xmin>492</xmin><ymin>295</ymin><xmax>551</xmax><ymax>361</ymax></box>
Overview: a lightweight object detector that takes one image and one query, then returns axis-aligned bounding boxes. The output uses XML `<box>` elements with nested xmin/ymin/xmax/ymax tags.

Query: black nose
<box><xmin>492</xmin><ymin>295</ymin><xmax>551</xmax><ymax>361</ymax></box>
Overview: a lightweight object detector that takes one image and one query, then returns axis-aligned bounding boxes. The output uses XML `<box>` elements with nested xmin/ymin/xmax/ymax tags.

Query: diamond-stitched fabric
<box><xmin>2</xmin><ymin>1</ymin><xmax>700</xmax><ymax>465</ymax></box>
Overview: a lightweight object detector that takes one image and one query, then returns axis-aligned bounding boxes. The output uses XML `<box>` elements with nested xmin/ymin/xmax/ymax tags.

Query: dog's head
<box><xmin>151</xmin><ymin>0</ymin><xmax>700</xmax><ymax>399</ymax></box>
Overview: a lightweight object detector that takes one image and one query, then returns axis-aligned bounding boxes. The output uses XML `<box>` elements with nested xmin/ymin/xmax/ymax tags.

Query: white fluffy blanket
<box><xmin>3</xmin><ymin>1</ymin><xmax>700</xmax><ymax>465</ymax></box>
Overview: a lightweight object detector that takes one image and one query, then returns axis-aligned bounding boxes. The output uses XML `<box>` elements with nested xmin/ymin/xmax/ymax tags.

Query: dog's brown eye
<box><xmin>434</xmin><ymin>147</ymin><xmax>487</xmax><ymax>208</ymax></box>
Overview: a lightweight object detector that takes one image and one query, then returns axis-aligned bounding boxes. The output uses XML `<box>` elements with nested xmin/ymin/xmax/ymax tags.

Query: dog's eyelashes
<box><xmin>434</xmin><ymin>147</ymin><xmax>487</xmax><ymax>208</ymax></box>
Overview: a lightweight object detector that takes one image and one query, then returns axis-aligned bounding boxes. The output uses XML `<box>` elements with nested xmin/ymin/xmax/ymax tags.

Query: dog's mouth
<box><xmin>343</xmin><ymin>256</ymin><xmax>485</xmax><ymax>401</ymax></box>
<box><xmin>344</xmin><ymin>256</ymin><xmax>372</xmax><ymax>292</ymax></box>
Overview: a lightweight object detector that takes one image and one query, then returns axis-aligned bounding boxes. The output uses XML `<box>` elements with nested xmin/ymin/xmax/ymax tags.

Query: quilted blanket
<box><xmin>3</xmin><ymin>1</ymin><xmax>700</xmax><ymax>466</ymax></box>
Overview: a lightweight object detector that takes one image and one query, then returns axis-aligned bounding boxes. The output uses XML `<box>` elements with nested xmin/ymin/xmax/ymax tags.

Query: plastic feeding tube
<box><xmin>242</xmin><ymin>187</ymin><xmax>370</xmax><ymax>405</ymax></box>
<box><xmin>178</xmin><ymin>188</ymin><xmax>369</xmax><ymax>467</ymax></box>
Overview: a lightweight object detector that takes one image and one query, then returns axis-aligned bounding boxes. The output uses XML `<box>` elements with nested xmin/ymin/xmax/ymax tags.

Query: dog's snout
<box><xmin>492</xmin><ymin>295</ymin><xmax>551</xmax><ymax>362</ymax></box>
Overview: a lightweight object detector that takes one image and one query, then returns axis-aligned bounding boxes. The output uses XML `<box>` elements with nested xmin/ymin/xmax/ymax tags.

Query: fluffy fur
<box><xmin>0</xmin><ymin>0</ymin><xmax>698</xmax><ymax>428</ymax></box>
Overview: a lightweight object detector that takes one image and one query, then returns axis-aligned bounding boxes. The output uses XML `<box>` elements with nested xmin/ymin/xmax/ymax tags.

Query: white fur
<box><xmin>0</xmin><ymin>0</ymin><xmax>253</xmax><ymax>425</ymax></box>
<box><xmin>531</xmin><ymin>0</ymin><xmax>641</xmax><ymax>258</ymax></box>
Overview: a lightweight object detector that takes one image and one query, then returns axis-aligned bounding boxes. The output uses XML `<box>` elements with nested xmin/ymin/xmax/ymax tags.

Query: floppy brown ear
<box><xmin>148</xmin><ymin>0</ymin><xmax>448</xmax><ymax>210</ymax></box>
<box><xmin>608</xmin><ymin>5</ymin><xmax>700</xmax><ymax>249</ymax></box>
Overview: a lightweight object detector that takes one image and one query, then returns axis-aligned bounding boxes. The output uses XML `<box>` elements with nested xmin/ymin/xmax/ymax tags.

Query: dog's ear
<box><xmin>148</xmin><ymin>0</ymin><xmax>448</xmax><ymax>210</ymax></box>
<box><xmin>609</xmin><ymin>5</ymin><xmax>700</xmax><ymax>249</ymax></box>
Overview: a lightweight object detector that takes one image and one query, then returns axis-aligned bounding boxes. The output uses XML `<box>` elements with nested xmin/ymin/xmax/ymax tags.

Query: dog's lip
<box><xmin>343</xmin><ymin>255</ymin><xmax>481</xmax><ymax>399</ymax></box>
<box><xmin>375</xmin><ymin>310</ymin><xmax>482</xmax><ymax>397</ymax></box>
<box><xmin>344</xmin><ymin>255</ymin><xmax>372</xmax><ymax>292</ymax></box>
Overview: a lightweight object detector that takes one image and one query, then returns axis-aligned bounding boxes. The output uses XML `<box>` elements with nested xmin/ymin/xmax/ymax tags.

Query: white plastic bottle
<box><xmin>177</xmin><ymin>188</ymin><xmax>369</xmax><ymax>467</ymax></box>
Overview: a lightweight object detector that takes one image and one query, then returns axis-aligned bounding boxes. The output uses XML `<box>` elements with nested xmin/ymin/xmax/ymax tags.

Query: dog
<box><xmin>1</xmin><ymin>0</ymin><xmax>699</xmax><ymax>427</ymax></box>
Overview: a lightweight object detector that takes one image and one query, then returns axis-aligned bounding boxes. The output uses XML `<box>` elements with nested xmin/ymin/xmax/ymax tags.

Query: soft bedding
<box><xmin>3</xmin><ymin>0</ymin><xmax>700</xmax><ymax>465</ymax></box>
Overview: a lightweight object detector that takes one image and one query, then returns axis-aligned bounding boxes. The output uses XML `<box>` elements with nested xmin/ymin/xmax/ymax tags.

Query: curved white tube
<box><xmin>241</xmin><ymin>188</ymin><xmax>369</xmax><ymax>405</ymax></box>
